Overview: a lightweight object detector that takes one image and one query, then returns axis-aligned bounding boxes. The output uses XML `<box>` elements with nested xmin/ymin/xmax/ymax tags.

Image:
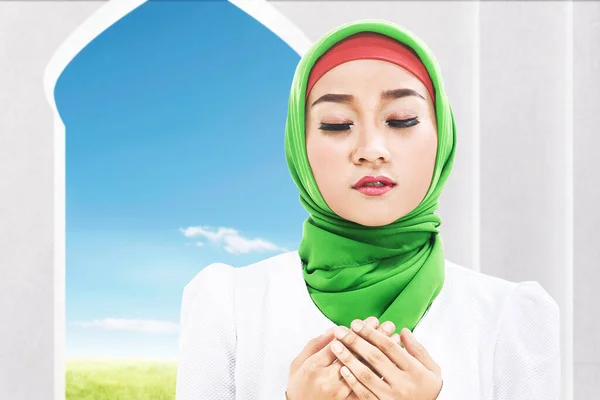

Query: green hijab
<box><xmin>284</xmin><ymin>20</ymin><xmax>457</xmax><ymax>333</ymax></box>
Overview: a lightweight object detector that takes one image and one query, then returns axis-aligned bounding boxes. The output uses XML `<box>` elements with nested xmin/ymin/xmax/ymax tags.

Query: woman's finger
<box><xmin>379</xmin><ymin>321</ymin><xmax>403</xmax><ymax>345</ymax></box>
<box><xmin>329</xmin><ymin>316</ymin><xmax>381</xmax><ymax>372</ymax></box>
<box><xmin>355</xmin><ymin>318</ymin><xmax>396</xmax><ymax>369</ymax></box>
<box><xmin>333</xmin><ymin>325</ymin><xmax>400</xmax><ymax>381</ymax></box>
<box><xmin>339</xmin><ymin>365</ymin><xmax>379</xmax><ymax>400</ymax></box>
<box><xmin>400</xmin><ymin>328</ymin><xmax>440</xmax><ymax>373</ymax></box>
<box><xmin>330</xmin><ymin>317</ymin><xmax>399</xmax><ymax>380</ymax></box>
<box><xmin>347</xmin><ymin>319</ymin><xmax>417</xmax><ymax>371</ymax></box>
<box><xmin>364</xmin><ymin>316</ymin><xmax>380</xmax><ymax>329</ymax></box>
<box><xmin>330</xmin><ymin>338</ymin><xmax>388</xmax><ymax>394</ymax></box>
<box><xmin>291</xmin><ymin>328</ymin><xmax>336</xmax><ymax>374</ymax></box>
<box><xmin>331</xmin><ymin>316</ymin><xmax>378</xmax><ymax>380</ymax></box>
<box><xmin>364</xmin><ymin>317</ymin><xmax>397</xmax><ymax>339</ymax></box>
<box><xmin>379</xmin><ymin>320</ymin><xmax>395</xmax><ymax>336</ymax></box>
<box><xmin>331</xmin><ymin>317</ymin><xmax>387</xmax><ymax>376</ymax></box>
<box><xmin>309</xmin><ymin>328</ymin><xmax>342</xmax><ymax>368</ymax></box>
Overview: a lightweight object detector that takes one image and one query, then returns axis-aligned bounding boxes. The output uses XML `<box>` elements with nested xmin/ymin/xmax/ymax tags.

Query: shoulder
<box><xmin>180</xmin><ymin>251</ymin><xmax>303</xmax><ymax>331</ymax></box>
<box><xmin>179</xmin><ymin>262</ymin><xmax>237</xmax><ymax>327</ymax></box>
<box><xmin>182</xmin><ymin>250</ymin><xmax>301</xmax><ymax>299</ymax></box>
<box><xmin>443</xmin><ymin>260</ymin><xmax>558</xmax><ymax>313</ymax></box>
<box><xmin>447</xmin><ymin>264</ymin><xmax>563</xmax><ymax>397</ymax></box>
<box><xmin>182</xmin><ymin>262</ymin><xmax>236</xmax><ymax>302</ymax></box>
<box><xmin>434</xmin><ymin>260</ymin><xmax>559</xmax><ymax>334</ymax></box>
<box><xmin>234</xmin><ymin>250</ymin><xmax>301</xmax><ymax>281</ymax></box>
<box><xmin>431</xmin><ymin>261</ymin><xmax>561</xmax><ymax>398</ymax></box>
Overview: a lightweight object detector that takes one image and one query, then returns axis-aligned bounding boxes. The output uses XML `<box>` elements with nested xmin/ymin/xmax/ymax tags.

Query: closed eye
<box><xmin>319</xmin><ymin>123</ymin><xmax>353</xmax><ymax>132</ymax></box>
<box><xmin>387</xmin><ymin>118</ymin><xmax>420</xmax><ymax>128</ymax></box>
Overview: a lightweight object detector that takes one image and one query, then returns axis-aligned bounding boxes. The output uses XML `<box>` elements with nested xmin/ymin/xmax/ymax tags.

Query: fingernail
<box><xmin>381</xmin><ymin>321</ymin><xmax>395</xmax><ymax>334</ymax></box>
<box><xmin>365</xmin><ymin>316</ymin><xmax>379</xmax><ymax>326</ymax></box>
<box><xmin>340</xmin><ymin>366</ymin><xmax>351</xmax><ymax>377</ymax></box>
<box><xmin>331</xmin><ymin>340</ymin><xmax>343</xmax><ymax>353</ymax></box>
<box><xmin>334</xmin><ymin>325</ymin><xmax>348</xmax><ymax>339</ymax></box>
<box><xmin>351</xmin><ymin>320</ymin><xmax>364</xmax><ymax>331</ymax></box>
<box><xmin>391</xmin><ymin>333</ymin><xmax>400</xmax><ymax>343</ymax></box>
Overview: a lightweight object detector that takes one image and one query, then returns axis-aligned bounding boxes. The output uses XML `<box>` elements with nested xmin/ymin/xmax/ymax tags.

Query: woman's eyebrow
<box><xmin>310</xmin><ymin>93</ymin><xmax>354</xmax><ymax>107</ymax></box>
<box><xmin>310</xmin><ymin>88</ymin><xmax>425</xmax><ymax>108</ymax></box>
<box><xmin>381</xmin><ymin>88</ymin><xmax>426</xmax><ymax>101</ymax></box>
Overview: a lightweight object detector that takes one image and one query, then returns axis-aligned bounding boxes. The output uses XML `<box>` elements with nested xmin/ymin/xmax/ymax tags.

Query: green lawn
<box><xmin>66</xmin><ymin>358</ymin><xmax>178</xmax><ymax>400</ymax></box>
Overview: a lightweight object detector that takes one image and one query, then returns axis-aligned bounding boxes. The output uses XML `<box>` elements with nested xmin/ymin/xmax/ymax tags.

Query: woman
<box><xmin>176</xmin><ymin>19</ymin><xmax>560</xmax><ymax>400</ymax></box>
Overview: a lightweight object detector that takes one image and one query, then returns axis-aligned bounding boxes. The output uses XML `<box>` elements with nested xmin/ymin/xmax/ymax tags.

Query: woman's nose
<box><xmin>351</xmin><ymin>129</ymin><xmax>391</xmax><ymax>165</ymax></box>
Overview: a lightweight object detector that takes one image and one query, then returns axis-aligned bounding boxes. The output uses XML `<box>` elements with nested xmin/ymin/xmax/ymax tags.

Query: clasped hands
<box><xmin>287</xmin><ymin>317</ymin><xmax>442</xmax><ymax>400</ymax></box>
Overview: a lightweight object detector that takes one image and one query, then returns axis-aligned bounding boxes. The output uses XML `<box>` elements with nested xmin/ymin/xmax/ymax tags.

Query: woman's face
<box><xmin>306</xmin><ymin>59</ymin><xmax>438</xmax><ymax>227</ymax></box>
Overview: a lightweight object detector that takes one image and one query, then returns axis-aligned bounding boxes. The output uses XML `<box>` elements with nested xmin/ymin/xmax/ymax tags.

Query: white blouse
<box><xmin>175</xmin><ymin>250</ymin><xmax>560</xmax><ymax>399</ymax></box>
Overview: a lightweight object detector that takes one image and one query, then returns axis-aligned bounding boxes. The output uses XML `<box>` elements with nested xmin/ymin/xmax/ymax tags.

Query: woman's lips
<box><xmin>352</xmin><ymin>176</ymin><xmax>397</xmax><ymax>196</ymax></box>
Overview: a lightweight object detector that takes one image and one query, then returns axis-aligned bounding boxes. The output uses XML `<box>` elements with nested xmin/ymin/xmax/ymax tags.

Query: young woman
<box><xmin>176</xmin><ymin>19</ymin><xmax>560</xmax><ymax>400</ymax></box>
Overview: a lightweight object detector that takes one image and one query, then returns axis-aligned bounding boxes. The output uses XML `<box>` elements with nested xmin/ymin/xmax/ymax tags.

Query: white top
<box><xmin>175</xmin><ymin>251</ymin><xmax>560</xmax><ymax>400</ymax></box>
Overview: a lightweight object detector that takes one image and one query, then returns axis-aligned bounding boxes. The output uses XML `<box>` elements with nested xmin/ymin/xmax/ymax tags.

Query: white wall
<box><xmin>573</xmin><ymin>2</ymin><xmax>600</xmax><ymax>398</ymax></box>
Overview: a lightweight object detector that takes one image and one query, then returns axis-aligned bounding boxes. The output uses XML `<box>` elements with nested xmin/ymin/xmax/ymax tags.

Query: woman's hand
<box><xmin>331</xmin><ymin>320</ymin><xmax>443</xmax><ymax>400</ymax></box>
<box><xmin>286</xmin><ymin>317</ymin><xmax>397</xmax><ymax>400</ymax></box>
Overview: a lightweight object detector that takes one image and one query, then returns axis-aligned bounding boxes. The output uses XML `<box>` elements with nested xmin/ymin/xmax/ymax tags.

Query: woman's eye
<box><xmin>387</xmin><ymin>118</ymin><xmax>419</xmax><ymax>128</ymax></box>
<box><xmin>319</xmin><ymin>123</ymin><xmax>353</xmax><ymax>131</ymax></box>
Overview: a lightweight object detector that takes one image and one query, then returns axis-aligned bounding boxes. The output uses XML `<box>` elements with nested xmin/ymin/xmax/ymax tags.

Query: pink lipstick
<box><xmin>352</xmin><ymin>176</ymin><xmax>397</xmax><ymax>196</ymax></box>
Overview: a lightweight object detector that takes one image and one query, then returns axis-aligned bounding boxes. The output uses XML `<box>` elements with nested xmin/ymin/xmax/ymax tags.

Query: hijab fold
<box><xmin>284</xmin><ymin>20</ymin><xmax>457</xmax><ymax>333</ymax></box>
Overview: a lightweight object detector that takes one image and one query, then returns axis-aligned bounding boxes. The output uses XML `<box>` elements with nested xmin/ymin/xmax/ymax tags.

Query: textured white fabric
<box><xmin>175</xmin><ymin>251</ymin><xmax>560</xmax><ymax>400</ymax></box>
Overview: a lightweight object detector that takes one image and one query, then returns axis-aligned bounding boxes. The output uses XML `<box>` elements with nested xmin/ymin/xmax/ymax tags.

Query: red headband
<box><xmin>306</xmin><ymin>32</ymin><xmax>435</xmax><ymax>102</ymax></box>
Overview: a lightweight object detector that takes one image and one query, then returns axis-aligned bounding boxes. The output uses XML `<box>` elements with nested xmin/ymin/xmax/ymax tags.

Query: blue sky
<box><xmin>55</xmin><ymin>0</ymin><xmax>306</xmax><ymax>358</ymax></box>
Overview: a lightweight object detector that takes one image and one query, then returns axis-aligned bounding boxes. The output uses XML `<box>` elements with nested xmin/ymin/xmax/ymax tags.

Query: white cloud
<box><xmin>73</xmin><ymin>318</ymin><xmax>179</xmax><ymax>335</ymax></box>
<box><xmin>181</xmin><ymin>226</ymin><xmax>236</xmax><ymax>241</ymax></box>
<box><xmin>180</xmin><ymin>225</ymin><xmax>285</xmax><ymax>254</ymax></box>
<box><xmin>223</xmin><ymin>235</ymin><xmax>279</xmax><ymax>254</ymax></box>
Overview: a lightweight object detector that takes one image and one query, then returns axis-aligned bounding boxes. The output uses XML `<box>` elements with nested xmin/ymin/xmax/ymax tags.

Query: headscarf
<box><xmin>305</xmin><ymin>31</ymin><xmax>435</xmax><ymax>103</ymax></box>
<box><xmin>284</xmin><ymin>19</ymin><xmax>457</xmax><ymax>333</ymax></box>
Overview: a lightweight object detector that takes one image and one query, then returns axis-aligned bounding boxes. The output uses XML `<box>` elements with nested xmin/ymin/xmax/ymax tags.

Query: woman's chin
<box><xmin>342</xmin><ymin>212</ymin><xmax>403</xmax><ymax>227</ymax></box>
<box><xmin>329</xmin><ymin>200</ymin><xmax>413</xmax><ymax>227</ymax></box>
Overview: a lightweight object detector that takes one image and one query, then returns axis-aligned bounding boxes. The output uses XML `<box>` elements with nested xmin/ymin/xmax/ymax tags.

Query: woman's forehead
<box><xmin>307</xmin><ymin>60</ymin><xmax>429</xmax><ymax>105</ymax></box>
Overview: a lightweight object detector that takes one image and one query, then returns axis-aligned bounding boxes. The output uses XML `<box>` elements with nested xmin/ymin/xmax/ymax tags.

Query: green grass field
<box><xmin>66</xmin><ymin>358</ymin><xmax>178</xmax><ymax>400</ymax></box>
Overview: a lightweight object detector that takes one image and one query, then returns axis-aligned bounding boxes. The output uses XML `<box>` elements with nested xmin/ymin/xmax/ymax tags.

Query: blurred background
<box><xmin>55</xmin><ymin>1</ymin><xmax>305</xmax><ymax>397</ymax></box>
